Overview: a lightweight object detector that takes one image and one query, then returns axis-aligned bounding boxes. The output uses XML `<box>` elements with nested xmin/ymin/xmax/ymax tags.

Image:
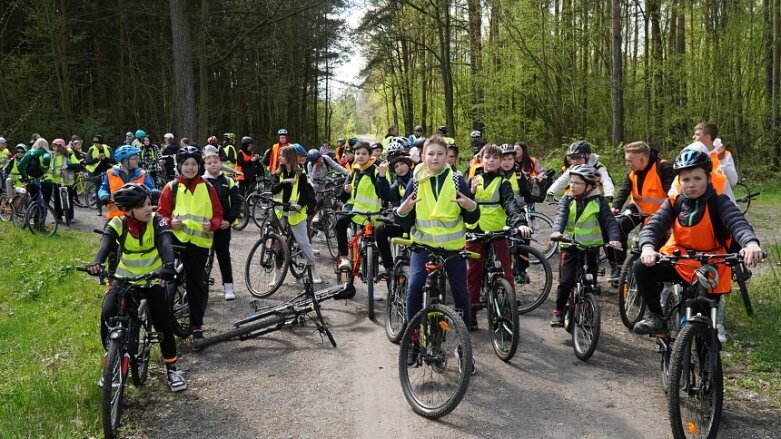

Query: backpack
<box><xmin>528</xmin><ymin>169</ymin><xmax>556</xmax><ymax>203</ymax></box>
<box><xmin>25</xmin><ymin>155</ymin><xmax>44</xmax><ymax>178</ymax></box>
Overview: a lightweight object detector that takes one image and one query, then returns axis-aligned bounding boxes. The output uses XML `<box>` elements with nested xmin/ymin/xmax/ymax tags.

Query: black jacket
<box><xmin>204</xmin><ymin>173</ymin><xmax>243</xmax><ymax>223</ymax></box>
<box><xmin>613</xmin><ymin>149</ymin><xmax>675</xmax><ymax>210</ymax></box>
<box><xmin>638</xmin><ymin>185</ymin><xmax>760</xmax><ymax>250</ymax></box>
<box><xmin>271</xmin><ymin>169</ymin><xmax>316</xmax><ymax>212</ymax></box>
<box><xmin>553</xmin><ymin>191</ymin><xmax>620</xmax><ymax>242</ymax></box>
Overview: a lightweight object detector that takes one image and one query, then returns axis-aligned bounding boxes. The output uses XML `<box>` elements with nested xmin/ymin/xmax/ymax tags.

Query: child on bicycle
<box><xmin>395</xmin><ymin>135</ymin><xmax>480</xmax><ymax>371</ymax></box>
<box><xmin>375</xmin><ymin>137</ymin><xmax>414</xmax><ymax>280</ymax></box>
<box><xmin>156</xmin><ymin>146</ymin><xmax>223</xmax><ymax>340</ymax></box>
<box><xmin>203</xmin><ymin>152</ymin><xmax>243</xmax><ymax>300</ymax></box>
<box><xmin>632</xmin><ymin>149</ymin><xmax>763</xmax><ymax>336</ymax></box>
<box><xmin>549</xmin><ymin>164</ymin><xmax>621</xmax><ymax>327</ymax></box>
<box><xmin>466</xmin><ymin>144</ymin><xmax>532</xmax><ymax>329</ymax></box>
<box><xmin>87</xmin><ymin>183</ymin><xmax>186</xmax><ymax>391</ymax></box>
<box><xmin>269</xmin><ymin>145</ymin><xmax>322</xmax><ymax>284</ymax></box>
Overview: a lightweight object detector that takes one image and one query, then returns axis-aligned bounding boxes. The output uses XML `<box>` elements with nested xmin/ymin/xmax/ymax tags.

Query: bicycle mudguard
<box><xmin>334</xmin><ymin>283</ymin><xmax>356</xmax><ymax>300</ymax></box>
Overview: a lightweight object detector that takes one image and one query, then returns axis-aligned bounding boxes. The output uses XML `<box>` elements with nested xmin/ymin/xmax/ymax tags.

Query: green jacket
<box><xmin>18</xmin><ymin>148</ymin><xmax>52</xmax><ymax>181</ymax></box>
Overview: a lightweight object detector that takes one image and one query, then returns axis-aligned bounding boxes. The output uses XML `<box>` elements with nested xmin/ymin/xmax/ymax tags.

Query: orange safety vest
<box><xmin>629</xmin><ymin>159</ymin><xmax>667</xmax><ymax>217</ymax></box>
<box><xmin>268</xmin><ymin>143</ymin><xmax>288</xmax><ymax>174</ymax></box>
<box><xmin>236</xmin><ymin>150</ymin><xmax>253</xmax><ymax>182</ymax></box>
<box><xmin>659</xmin><ymin>195</ymin><xmax>732</xmax><ymax>294</ymax></box>
<box><xmin>106</xmin><ymin>168</ymin><xmax>147</xmax><ymax>219</ymax></box>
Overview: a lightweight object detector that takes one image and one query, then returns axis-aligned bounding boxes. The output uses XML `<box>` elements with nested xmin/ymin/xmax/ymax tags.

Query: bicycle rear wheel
<box><xmin>668</xmin><ymin>322</ymin><xmax>723</xmax><ymax>439</ymax></box>
<box><xmin>102</xmin><ymin>339</ymin><xmax>127</xmax><ymax>439</ymax></box>
<box><xmin>26</xmin><ymin>203</ymin><xmax>58</xmax><ymax>236</ymax></box>
<box><xmin>486</xmin><ymin>277</ymin><xmax>519</xmax><ymax>361</ymax></box>
<box><xmin>398</xmin><ymin>303</ymin><xmax>471</xmax><ymax>419</ymax></box>
<box><xmin>366</xmin><ymin>245</ymin><xmax>375</xmax><ymax>320</ymax></box>
<box><xmin>385</xmin><ymin>262</ymin><xmax>409</xmax><ymax>343</ymax></box>
<box><xmin>10</xmin><ymin>195</ymin><xmax>26</xmax><ymax>228</ymax></box>
<box><xmin>513</xmin><ymin>244</ymin><xmax>553</xmax><ymax>314</ymax></box>
<box><xmin>130</xmin><ymin>305</ymin><xmax>152</xmax><ymax>386</ymax></box>
<box><xmin>572</xmin><ymin>292</ymin><xmax>600</xmax><ymax>361</ymax></box>
<box><xmin>527</xmin><ymin>212</ymin><xmax>557</xmax><ymax>260</ymax></box>
<box><xmin>618</xmin><ymin>253</ymin><xmax>646</xmax><ymax>329</ymax></box>
<box><xmin>168</xmin><ymin>278</ymin><xmax>192</xmax><ymax>338</ymax></box>
<box><xmin>245</xmin><ymin>233</ymin><xmax>289</xmax><ymax>298</ymax></box>
<box><xmin>83</xmin><ymin>181</ymin><xmax>97</xmax><ymax>208</ymax></box>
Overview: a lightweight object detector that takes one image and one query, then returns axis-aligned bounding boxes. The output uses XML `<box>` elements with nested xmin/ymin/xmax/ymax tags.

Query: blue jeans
<box><xmin>406</xmin><ymin>249</ymin><xmax>471</xmax><ymax>330</ymax></box>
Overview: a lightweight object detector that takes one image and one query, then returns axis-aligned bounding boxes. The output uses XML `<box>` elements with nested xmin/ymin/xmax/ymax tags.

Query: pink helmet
<box><xmin>207</xmin><ymin>136</ymin><xmax>219</xmax><ymax>146</ymax></box>
<box><xmin>52</xmin><ymin>138</ymin><xmax>66</xmax><ymax>147</ymax></box>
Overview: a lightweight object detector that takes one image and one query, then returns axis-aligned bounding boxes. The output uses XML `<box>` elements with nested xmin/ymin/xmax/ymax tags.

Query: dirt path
<box><xmin>68</xmin><ymin>202</ymin><xmax>779</xmax><ymax>439</ymax></box>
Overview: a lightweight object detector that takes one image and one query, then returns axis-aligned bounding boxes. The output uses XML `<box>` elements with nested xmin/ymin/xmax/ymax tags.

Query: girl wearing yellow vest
<box><xmin>88</xmin><ymin>183</ymin><xmax>186</xmax><ymax>391</ymax></box>
<box><xmin>157</xmin><ymin>147</ymin><xmax>224</xmax><ymax>341</ymax></box>
<box><xmin>549</xmin><ymin>164</ymin><xmax>621</xmax><ymax>327</ymax></box>
<box><xmin>395</xmin><ymin>135</ymin><xmax>480</xmax><ymax>336</ymax></box>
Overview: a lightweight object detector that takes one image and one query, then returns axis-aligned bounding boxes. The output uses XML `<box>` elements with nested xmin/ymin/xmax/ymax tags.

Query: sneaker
<box><xmin>716</xmin><ymin>324</ymin><xmax>728</xmax><ymax>344</ymax></box>
<box><xmin>268</xmin><ymin>268</ymin><xmax>284</xmax><ymax>286</ymax></box>
<box><xmin>224</xmin><ymin>283</ymin><xmax>235</xmax><ymax>301</ymax></box>
<box><xmin>377</xmin><ymin>268</ymin><xmax>392</xmax><ymax>281</ymax></box>
<box><xmin>338</xmin><ymin>257</ymin><xmax>351</xmax><ymax>271</ymax></box>
<box><xmin>634</xmin><ymin>314</ymin><xmax>667</xmax><ymax>335</ymax></box>
<box><xmin>192</xmin><ymin>329</ymin><xmax>204</xmax><ymax>340</ymax></box>
<box><xmin>550</xmin><ymin>314</ymin><xmax>564</xmax><ymax>328</ymax></box>
<box><xmin>310</xmin><ymin>266</ymin><xmax>323</xmax><ymax>284</ymax></box>
<box><xmin>96</xmin><ymin>211</ymin><xmax>103</xmax><ymax>216</ymax></box>
<box><xmin>167</xmin><ymin>369</ymin><xmax>187</xmax><ymax>392</ymax></box>
<box><xmin>406</xmin><ymin>341</ymin><xmax>420</xmax><ymax>367</ymax></box>
<box><xmin>455</xmin><ymin>346</ymin><xmax>477</xmax><ymax>376</ymax></box>
<box><xmin>373</xmin><ymin>291</ymin><xmax>385</xmax><ymax>301</ymax></box>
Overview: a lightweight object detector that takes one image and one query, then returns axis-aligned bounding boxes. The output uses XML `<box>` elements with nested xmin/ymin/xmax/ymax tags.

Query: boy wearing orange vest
<box><xmin>98</xmin><ymin>145</ymin><xmax>157</xmax><ymax>220</ymax></box>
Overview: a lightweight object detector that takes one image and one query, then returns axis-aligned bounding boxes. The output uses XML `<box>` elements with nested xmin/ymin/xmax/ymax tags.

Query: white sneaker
<box><xmin>716</xmin><ymin>324</ymin><xmax>728</xmax><ymax>344</ymax></box>
<box><xmin>373</xmin><ymin>292</ymin><xmax>385</xmax><ymax>301</ymax></box>
<box><xmin>224</xmin><ymin>283</ymin><xmax>235</xmax><ymax>301</ymax></box>
<box><xmin>268</xmin><ymin>269</ymin><xmax>284</xmax><ymax>286</ymax></box>
<box><xmin>167</xmin><ymin>369</ymin><xmax>187</xmax><ymax>392</ymax></box>
<box><xmin>338</xmin><ymin>257</ymin><xmax>351</xmax><ymax>271</ymax></box>
<box><xmin>312</xmin><ymin>248</ymin><xmax>321</xmax><ymax>255</ymax></box>
<box><xmin>310</xmin><ymin>266</ymin><xmax>323</xmax><ymax>284</ymax></box>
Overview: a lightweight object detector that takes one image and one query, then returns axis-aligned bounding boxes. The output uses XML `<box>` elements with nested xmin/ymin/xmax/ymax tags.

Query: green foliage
<box><xmin>0</xmin><ymin>225</ymin><xmax>104</xmax><ymax>437</ymax></box>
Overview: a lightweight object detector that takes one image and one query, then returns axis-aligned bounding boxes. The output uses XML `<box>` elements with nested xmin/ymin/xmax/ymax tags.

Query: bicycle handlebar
<box><xmin>656</xmin><ymin>251</ymin><xmax>767</xmax><ymax>265</ymax></box>
<box><xmin>77</xmin><ymin>266</ymin><xmax>160</xmax><ymax>283</ymax></box>
<box><xmin>391</xmin><ymin>237</ymin><xmax>481</xmax><ymax>260</ymax></box>
<box><xmin>551</xmin><ymin>236</ymin><xmax>622</xmax><ymax>251</ymax></box>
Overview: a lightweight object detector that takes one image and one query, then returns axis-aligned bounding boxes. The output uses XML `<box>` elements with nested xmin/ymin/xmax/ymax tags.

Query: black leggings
<box><xmin>554</xmin><ymin>248</ymin><xmax>599</xmax><ymax>311</ymax></box>
<box><xmin>335</xmin><ymin>214</ymin><xmax>354</xmax><ymax>256</ymax></box>
<box><xmin>176</xmin><ymin>240</ymin><xmax>210</xmax><ymax>328</ymax></box>
<box><xmin>375</xmin><ymin>222</ymin><xmax>405</xmax><ymax>270</ymax></box>
<box><xmin>100</xmin><ymin>284</ymin><xmax>177</xmax><ymax>361</ymax></box>
<box><xmin>212</xmin><ymin>228</ymin><xmax>233</xmax><ymax>284</ymax></box>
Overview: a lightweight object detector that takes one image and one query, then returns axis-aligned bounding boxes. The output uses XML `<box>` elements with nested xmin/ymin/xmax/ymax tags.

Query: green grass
<box><xmin>0</xmin><ymin>224</ymin><xmax>104</xmax><ymax>437</ymax></box>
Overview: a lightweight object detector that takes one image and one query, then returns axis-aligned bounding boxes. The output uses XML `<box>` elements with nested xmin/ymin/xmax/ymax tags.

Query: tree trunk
<box><xmin>169</xmin><ymin>0</ymin><xmax>196</xmax><ymax>139</ymax></box>
<box><xmin>438</xmin><ymin>0</ymin><xmax>456</xmax><ymax>137</ymax></box>
<box><xmin>611</xmin><ymin>0</ymin><xmax>623</xmax><ymax>146</ymax></box>
<box><xmin>467</xmin><ymin>0</ymin><xmax>484</xmax><ymax>132</ymax></box>
<box><xmin>197</xmin><ymin>0</ymin><xmax>209</xmax><ymax>143</ymax></box>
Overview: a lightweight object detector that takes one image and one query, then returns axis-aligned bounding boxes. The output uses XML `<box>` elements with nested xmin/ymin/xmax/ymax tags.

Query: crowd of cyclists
<box><xmin>0</xmin><ymin>121</ymin><xmax>766</xmax><ymax>431</ymax></box>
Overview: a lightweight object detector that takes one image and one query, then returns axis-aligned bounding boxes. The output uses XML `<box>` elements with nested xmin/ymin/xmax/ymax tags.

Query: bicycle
<box><xmin>616</xmin><ymin>210</ymin><xmax>652</xmax><ymax>329</ymax></box>
<box><xmin>306</xmin><ymin>177</ymin><xmax>342</xmax><ymax>259</ymax></box>
<box><xmin>466</xmin><ymin>228</ymin><xmax>520</xmax><ymax>361</ymax></box>
<box><xmin>76</xmin><ymin>267</ymin><xmax>159</xmax><ymax>439</ymax></box>
<box><xmin>732</xmin><ymin>181</ymin><xmax>759</xmax><ymax>215</ymax></box>
<box><xmin>393</xmin><ymin>237</ymin><xmax>477</xmax><ymax>419</ymax></box>
<box><xmin>523</xmin><ymin>202</ymin><xmax>558</xmax><ymax>261</ymax></box>
<box><xmin>661</xmin><ymin>251</ymin><xmax>764</xmax><ymax>439</ymax></box>
<box><xmin>192</xmin><ymin>266</ymin><xmax>354</xmax><ymax>350</ymax></box>
<box><xmin>167</xmin><ymin>245</ymin><xmax>191</xmax><ymax>338</ymax></box>
<box><xmin>508</xmin><ymin>234</ymin><xmax>553</xmax><ymax>314</ymax></box>
<box><xmin>54</xmin><ymin>181</ymin><xmax>73</xmax><ymax>226</ymax></box>
<box><xmin>385</xmin><ymin>237</ymin><xmax>410</xmax><ymax>343</ymax></box>
<box><xmin>552</xmin><ymin>236</ymin><xmax>609</xmax><ymax>361</ymax></box>
<box><xmin>244</xmin><ymin>193</ymin><xmax>309</xmax><ymax>298</ymax></box>
<box><xmin>336</xmin><ymin>209</ymin><xmax>391</xmax><ymax>321</ymax></box>
<box><xmin>12</xmin><ymin>180</ymin><xmax>58</xmax><ymax>236</ymax></box>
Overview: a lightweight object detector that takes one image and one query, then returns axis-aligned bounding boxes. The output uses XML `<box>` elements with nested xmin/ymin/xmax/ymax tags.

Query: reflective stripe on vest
<box><xmin>86</xmin><ymin>145</ymin><xmax>110</xmax><ymax>173</ymax></box>
<box><xmin>349</xmin><ymin>168</ymin><xmax>382</xmax><ymax>225</ymax></box>
<box><xmin>466</xmin><ymin>175</ymin><xmax>506</xmax><ymax>232</ymax></box>
<box><xmin>170</xmin><ymin>181</ymin><xmax>214</xmax><ymax>248</ymax></box>
<box><xmin>108</xmin><ymin>215</ymin><xmax>162</xmax><ymax>284</ymax></box>
<box><xmin>106</xmin><ymin>168</ymin><xmax>147</xmax><ymax>219</ymax></box>
<box><xmin>410</xmin><ymin>168</ymin><xmax>466</xmax><ymax>251</ymax></box>
<box><xmin>629</xmin><ymin>160</ymin><xmax>667</xmax><ymax>216</ymax></box>
<box><xmin>563</xmin><ymin>198</ymin><xmax>604</xmax><ymax>248</ymax></box>
<box><xmin>273</xmin><ymin>173</ymin><xmax>308</xmax><ymax>225</ymax></box>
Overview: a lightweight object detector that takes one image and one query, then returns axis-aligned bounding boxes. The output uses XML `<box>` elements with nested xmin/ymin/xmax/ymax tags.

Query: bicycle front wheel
<box><xmin>366</xmin><ymin>245</ymin><xmax>375</xmax><ymax>320</ymax></box>
<box><xmin>668</xmin><ymin>322</ymin><xmax>723</xmax><ymax>439</ymax></box>
<box><xmin>385</xmin><ymin>262</ymin><xmax>409</xmax><ymax>343</ymax></box>
<box><xmin>513</xmin><ymin>244</ymin><xmax>553</xmax><ymax>314</ymax></box>
<box><xmin>398</xmin><ymin>303</ymin><xmax>471</xmax><ymax>419</ymax></box>
<box><xmin>102</xmin><ymin>339</ymin><xmax>127</xmax><ymax>439</ymax></box>
<box><xmin>245</xmin><ymin>233</ymin><xmax>289</xmax><ymax>298</ymax></box>
<box><xmin>572</xmin><ymin>292</ymin><xmax>600</xmax><ymax>361</ymax></box>
<box><xmin>130</xmin><ymin>305</ymin><xmax>152</xmax><ymax>387</ymax></box>
<box><xmin>26</xmin><ymin>203</ymin><xmax>58</xmax><ymax>236</ymax></box>
<box><xmin>618</xmin><ymin>253</ymin><xmax>646</xmax><ymax>329</ymax></box>
<box><xmin>733</xmin><ymin>182</ymin><xmax>751</xmax><ymax>215</ymax></box>
<box><xmin>10</xmin><ymin>194</ymin><xmax>26</xmax><ymax>228</ymax></box>
<box><xmin>486</xmin><ymin>277</ymin><xmax>519</xmax><ymax>361</ymax></box>
<box><xmin>527</xmin><ymin>212</ymin><xmax>557</xmax><ymax>260</ymax></box>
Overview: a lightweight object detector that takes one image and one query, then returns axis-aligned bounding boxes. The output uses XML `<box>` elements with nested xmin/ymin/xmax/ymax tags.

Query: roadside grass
<box><xmin>0</xmin><ymin>224</ymin><xmax>104</xmax><ymax>437</ymax></box>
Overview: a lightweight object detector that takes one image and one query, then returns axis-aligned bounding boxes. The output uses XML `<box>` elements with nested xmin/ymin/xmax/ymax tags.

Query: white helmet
<box><xmin>163</xmin><ymin>132</ymin><xmax>175</xmax><ymax>140</ymax></box>
<box><xmin>386</xmin><ymin>137</ymin><xmax>410</xmax><ymax>156</ymax></box>
<box><xmin>470</xmin><ymin>130</ymin><xmax>481</xmax><ymax>138</ymax></box>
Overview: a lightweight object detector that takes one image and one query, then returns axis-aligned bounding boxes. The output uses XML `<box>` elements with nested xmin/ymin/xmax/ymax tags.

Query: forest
<box><xmin>1</xmin><ymin>1</ymin><xmax>781</xmax><ymax>174</ymax></box>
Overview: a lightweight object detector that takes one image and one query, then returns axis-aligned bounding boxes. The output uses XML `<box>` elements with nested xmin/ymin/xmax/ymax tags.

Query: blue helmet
<box><xmin>348</xmin><ymin>137</ymin><xmax>359</xmax><ymax>147</ymax></box>
<box><xmin>307</xmin><ymin>148</ymin><xmax>322</xmax><ymax>162</ymax></box>
<box><xmin>292</xmin><ymin>144</ymin><xmax>307</xmax><ymax>157</ymax></box>
<box><xmin>114</xmin><ymin>145</ymin><xmax>141</xmax><ymax>162</ymax></box>
<box><xmin>135</xmin><ymin>129</ymin><xmax>146</xmax><ymax>139</ymax></box>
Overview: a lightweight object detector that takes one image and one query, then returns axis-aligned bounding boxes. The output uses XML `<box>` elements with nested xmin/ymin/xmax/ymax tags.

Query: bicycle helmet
<box><xmin>164</xmin><ymin>132</ymin><xmax>175</xmax><ymax>140</ymax></box>
<box><xmin>113</xmin><ymin>183</ymin><xmax>151</xmax><ymax>210</ymax></box>
<box><xmin>222</xmin><ymin>132</ymin><xmax>236</xmax><ymax>141</ymax></box>
<box><xmin>114</xmin><ymin>145</ymin><xmax>141</xmax><ymax>162</ymax></box>
<box><xmin>673</xmin><ymin>148</ymin><xmax>712</xmax><ymax>174</ymax></box>
<box><xmin>135</xmin><ymin>129</ymin><xmax>146</xmax><ymax>139</ymax></box>
<box><xmin>387</xmin><ymin>136</ymin><xmax>410</xmax><ymax>153</ymax></box>
<box><xmin>241</xmin><ymin>136</ymin><xmax>253</xmax><ymax>145</ymax></box>
<box><xmin>566</xmin><ymin>140</ymin><xmax>591</xmax><ymax>157</ymax></box>
<box><xmin>290</xmin><ymin>144</ymin><xmax>306</xmax><ymax>157</ymax></box>
<box><xmin>414</xmin><ymin>125</ymin><xmax>424</xmax><ymax>133</ymax></box>
<box><xmin>370</xmin><ymin>141</ymin><xmax>383</xmax><ymax>151</ymax></box>
<box><xmin>52</xmin><ymin>138</ymin><xmax>66</xmax><ymax>147</ymax></box>
<box><xmin>203</xmin><ymin>145</ymin><xmax>218</xmax><ymax>154</ymax></box>
<box><xmin>568</xmin><ymin>164</ymin><xmax>598</xmax><ymax>184</ymax></box>
<box><xmin>176</xmin><ymin>145</ymin><xmax>203</xmax><ymax>166</ymax></box>
<box><xmin>307</xmin><ymin>149</ymin><xmax>322</xmax><ymax>162</ymax></box>
<box><xmin>93</xmin><ymin>134</ymin><xmax>104</xmax><ymax>143</ymax></box>
<box><xmin>0</xmin><ymin>137</ymin><xmax>5</xmax><ymax>145</ymax></box>
<box><xmin>500</xmin><ymin>143</ymin><xmax>515</xmax><ymax>155</ymax></box>
<box><xmin>277</xmin><ymin>128</ymin><xmax>288</xmax><ymax>135</ymax></box>
<box><xmin>336</xmin><ymin>137</ymin><xmax>346</xmax><ymax>144</ymax></box>
<box><xmin>348</xmin><ymin>137</ymin><xmax>359</xmax><ymax>147</ymax></box>
<box><xmin>207</xmin><ymin>136</ymin><xmax>218</xmax><ymax>146</ymax></box>
<box><xmin>437</xmin><ymin>126</ymin><xmax>448</xmax><ymax>135</ymax></box>
<box><xmin>470</xmin><ymin>130</ymin><xmax>481</xmax><ymax>138</ymax></box>
<box><xmin>16</xmin><ymin>144</ymin><xmax>27</xmax><ymax>153</ymax></box>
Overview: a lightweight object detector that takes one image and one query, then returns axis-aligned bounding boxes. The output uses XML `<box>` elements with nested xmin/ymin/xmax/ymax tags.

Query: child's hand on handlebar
<box><xmin>87</xmin><ymin>262</ymin><xmax>103</xmax><ymax>275</ymax></box>
<box><xmin>640</xmin><ymin>247</ymin><xmax>658</xmax><ymax>266</ymax></box>
<box><xmin>740</xmin><ymin>242</ymin><xmax>764</xmax><ymax>267</ymax></box>
<box><xmin>608</xmin><ymin>240</ymin><xmax>622</xmax><ymax>250</ymax></box>
<box><xmin>517</xmin><ymin>225</ymin><xmax>533</xmax><ymax>238</ymax></box>
<box><xmin>550</xmin><ymin>231</ymin><xmax>563</xmax><ymax>241</ymax></box>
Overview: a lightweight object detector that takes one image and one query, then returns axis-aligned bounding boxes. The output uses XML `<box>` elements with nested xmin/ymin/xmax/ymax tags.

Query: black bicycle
<box><xmin>508</xmin><ymin>233</ymin><xmax>553</xmax><ymax>314</ymax></box>
<box><xmin>192</xmin><ymin>266</ymin><xmax>354</xmax><ymax>350</ymax></box>
<box><xmin>393</xmin><ymin>238</ymin><xmax>476</xmax><ymax>419</ymax></box>
<box><xmin>385</xmin><ymin>238</ymin><xmax>411</xmax><ymax>343</ymax></box>
<box><xmin>732</xmin><ymin>181</ymin><xmax>759</xmax><ymax>215</ymax></box>
<box><xmin>77</xmin><ymin>267</ymin><xmax>159</xmax><ymax>439</ymax></box>
<box><xmin>167</xmin><ymin>245</ymin><xmax>191</xmax><ymax>338</ymax></box>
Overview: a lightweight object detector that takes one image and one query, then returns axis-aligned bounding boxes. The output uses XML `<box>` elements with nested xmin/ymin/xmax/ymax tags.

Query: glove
<box><xmin>159</xmin><ymin>265</ymin><xmax>176</xmax><ymax>282</ymax></box>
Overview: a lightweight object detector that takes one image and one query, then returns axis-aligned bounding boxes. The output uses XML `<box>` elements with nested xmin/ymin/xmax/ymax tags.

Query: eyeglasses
<box><xmin>569</xmin><ymin>181</ymin><xmax>587</xmax><ymax>186</ymax></box>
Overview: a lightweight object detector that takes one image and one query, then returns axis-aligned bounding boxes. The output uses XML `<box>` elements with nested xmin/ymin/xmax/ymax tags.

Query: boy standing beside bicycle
<box><xmin>88</xmin><ymin>183</ymin><xmax>185</xmax><ymax>391</ymax></box>
<box><xmin>549</xmin><ymin>164</ymin><xmax>621</xmax><ymax>327</ymax></box>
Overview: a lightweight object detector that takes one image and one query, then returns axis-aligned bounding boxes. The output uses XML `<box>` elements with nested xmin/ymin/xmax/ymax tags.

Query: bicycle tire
<box><xmin>232</xmin><ymin>194</ymin><xmax>249</xmax><ymax>230</ymax></box>
<box><xmin>668</xmin><ymin>322</ymin><xmax>723</xmax><ymax>439</ymax></box>
<box><xmin>245</xmin><ymin>233</ymin><xmax>289</xmax><ymax>298</ymax></box>
<box><xmin>10</xmin><ymin>194</ymin><xmax>27</xmax><ymax>228</ymax></box>
<box><xmin>204</xmin><ymin>248</ymin><xmax>215</xmax><ymax>286</ymax></box>
<box><xmin>130</xmin><ymin>304</ymin><xmax>152</xmax><ymax>387</ymax></box>
<box><xmin>660</xmin><ymin>291</ymin><xmax>679</xmax><ymax>394</ymax></box>
<box><xmin>26</xmin><ymin>202</ymin><xmax>58</xmax><ymax>236</ymax></box>
<box><xmin>527</xmin><ymin>212</ymin><xmax>557</xmax><ymax>260</ymax></box>
<box><xmin>193</xmin><ymin>314</ymin><xmax>287</xmax><ymax>350</ymax></box>
<box><xmin>398</xmin><ymin>303</ymin><xmax>471</xmax><ymax>419</ymax></box>
<box><xmin>733</xmin><ymin>182</ymin><xmax>751</xmax><ymax>215</ymax></box>
<box><xmin>249</xmin><ymin>193</ymin><xmax>267</xmax><ymax>229</ymax></box>
<box><xmin>385</xmin><ymin>262</ymin><xmax>409</xmax><ymax>343</ymax></box>
<box><xmin>168</xmin><ymin>278</ymin><xmax>192</xmax><ymax>338</ymax></box>
<box><xmin>0</xmin><ymin>194</ymin><xmax>11</xmax><ymax>221</ymax></box>
<box><xmin>72</xmin><ymin>179</ymin><xmax>88</xmax><ymax>207</ymax></box>
<box><xmin>733</xmin><ymin>262</ymin><xmax>754</xmax><ymax>316</ymax></box>
<box><xmin>513</xmin><ymin>244</ymin><xmax>553</xmax><ymax>314</ymax></box>
<box><xmin>486</xmin><ymin>276</ymin><xmax>519</xmax><ymax>362</ymax></box>
<box><xmin>618</xmin><ymin>253</ymin><xmax>646</xmax><ymax>329</ymax></box>
<box><xmin>366</xmin><ymin>245</ymin><xmax>375</xmax><ymax>320</ymax></box>
<box><xmin>288</xmin><ymin>238</ymin><xmax>308</xmax><ymax>279</ymax></box>
<box><xmin>83</xmin><ymin>181</ymin><xmax>97</xmax><ymax>208</ymax></box>
<box><xmin>572</xmin><ymin>292</ymin><xmax>600</xmax><ymax>361</ymax></box>
<box><xmin>102</xmin><ymin>339</ymin><xmax>127</xmax><ymax>439</ymax></box>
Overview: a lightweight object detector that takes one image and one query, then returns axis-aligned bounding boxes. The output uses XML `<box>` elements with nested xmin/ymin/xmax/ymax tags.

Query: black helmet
<box><xmin>176</xmin><ymin>145</ymin><xmax>203</xmax><ymax>167</ymax></box>
<box><xmin>113</xmin><ymin>183</ymin><xmax>151</xmax><ymax>210</ymax></box>
<box><xmin>437</xmin><ymin>126</ymin><xmax>447</xmax><ymax>135</ymax></box>
<box><xmin>567</xmin><ymin>140</ymin><xmax>591</xmax><ymax>157</ymax></box>
<box><xmin>348</xmin><ymin>137</ymin><xmax>359</xmax><ymax>147</ymax></box>
<box><xmin>241</xmin><ymin>136</ymin><xmax>253</xmax><ymax>145</ymax></box>
<box><xmin>414</xmin><ymin>125</ymin><xmax>424</xmax><ymax>133</ymax></box>
<box><xmin>673</xmin><ymin>148</ymin><xmax>712</xmax><ymax>174</ymax></box>
<box><xmin>569</xmin><ymin>164</ymin><xmax>598</xmax><ymax>184</ymax></box>
<box><xmin>93</xmin><ymin>134</ymin><xmax>104</xmax><ymax>144</ymax></box>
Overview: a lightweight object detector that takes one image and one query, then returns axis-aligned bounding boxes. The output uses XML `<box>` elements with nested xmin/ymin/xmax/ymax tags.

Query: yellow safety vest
<box><xmin>108</xmin><ymin>215</ymin><xmax>162</xmax><ymax>284</ymax></box>
<box><xmin>410</xmin><ymin>166</ymin><xmax>466</xmax><ymax>251</ymax></box>
<box><xmin>563</xmin><ymin>198</ymin><xmax>604</xmax><ymax>249</ymax></box>
<box><xmin>170</xmin><ymin>181</ymin><xmax>214</xmax><ymax>249</ymax></box>
<box><xmin>50</xmin><ymin>152</ymin><xmax>79</xmax><ymax>185</ymax></box>
<box><xmin>466</xmin><ymin>175</ymin><xmax>506</xmax><ymax>232</ymax></box>
<box><xmin>274</xmin><ymin>173</ymin><xmax>308</xmax><ymax>225</ymax></box>
<box><xmin>348</xmin><ymin>167</ymin><xmax>382</xmax><ymax>225</ymax></box>
<box><xmin>86</xmin><ymin>145</ymin><xmax>111</xmax><ymax>173</ymax></box>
